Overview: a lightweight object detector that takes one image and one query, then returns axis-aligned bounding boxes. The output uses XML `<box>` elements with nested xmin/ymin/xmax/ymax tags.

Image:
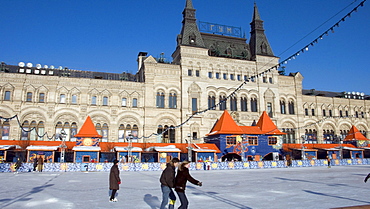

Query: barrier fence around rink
<box><xmin>1</xmin><ymin>158</ymin><xmax>370</xmax><ymax>172</ymax></box>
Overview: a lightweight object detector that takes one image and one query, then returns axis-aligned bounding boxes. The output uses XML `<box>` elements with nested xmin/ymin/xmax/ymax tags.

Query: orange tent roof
<box><xmin>208</xmin><ymin>110</ymin><xmax>244</xmax><ymax>135</ymax></box>
<box><xmin>74</xmin><ymin>116</ymin><xmax>102</xmax><ymax>138</ymax></box>
<box><xmin>344</xmin><ymin>125</ymin><xmax>369</xmax><ymax>141</ymax></box>
<box><xmin>208</xmin><ymin>110</ymin><xmax>285</xmax><ymax>136</ymax></box>
<box><xmin>256</xmin><ymin>111</ymin><xmax>286</xmax><ymax>135</ymax></box>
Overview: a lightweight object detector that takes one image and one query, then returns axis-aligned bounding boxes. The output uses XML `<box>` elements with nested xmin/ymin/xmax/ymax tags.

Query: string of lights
<box><xmin>0</xmin><ymin>0</ymin><xmax>367</xmax><ymax>142</ymax></box>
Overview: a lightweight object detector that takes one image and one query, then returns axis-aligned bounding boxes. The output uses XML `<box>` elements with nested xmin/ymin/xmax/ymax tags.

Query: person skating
<box><xmin>109</xmin><ymin>159</ymin><xmax>121</xmax><ymax>202</ymax></box>
<box><xmin>33</xmin><ymin>157</ymin><xmax>38</xmax><ymax>172</ymax></box>
<box><xmin>160</xmin><ymin>157</ymin><xmax>179</xmax><ymax>209</ymax></box>
<box><xmin>14</xmin><ymin>158</ymin><xmax>22</xmax><ymax>174</ymax></box>
<box><xmin>175</xmin><ymin>160</ymin><xmax>202</xmax><ymax>209</ymax></box>
<box><xmin>37</xmin><ymin>156</ymin><xmax>44</xmax><ymax>172</ymax></box>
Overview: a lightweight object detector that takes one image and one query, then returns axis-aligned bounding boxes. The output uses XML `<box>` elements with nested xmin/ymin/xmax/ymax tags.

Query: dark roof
<box><xmin>302</xmin><ymin>89</ymin><xmax>369</xmax><ymax>100</ymax></box>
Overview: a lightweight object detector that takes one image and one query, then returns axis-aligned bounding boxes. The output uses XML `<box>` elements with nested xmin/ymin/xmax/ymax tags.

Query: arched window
<box><xmin>250</xmin><ymin>98</ymin><xmax>258</xmax><ymax>112</ymax></box>
<box><xmin>323</xmin><ymin>109</ymin><xmax>326</xmax><ymax>117</ymax></box>
<box><xmin>102</xmin><ymin>123</ymin><xmax>109</xmax><ymax>142</ymax></box>
<box><xmin>169</xmin><ymin>126</ymin><xmax>175</xmax><ymax>143</ymax></box>
<box><xmin>280</xmin><ymin>101</ymin><xmax>286</xmax><ymax>114</ymax></box>
<box><xmin>288</xmin><ymin>101</ymin><xmax>295</xmax><ymax>114</ymax></box>
<box><xmin>230</xmin><ymin>96</ymin><xmax>237</xmax><ymax>111</ymax></box>
<box><xmin>60</xmin><ymin>94</ymin><xmax>66</xmax><ymax>103</ymax></box>
<box><xmin>91</xmin><ymin>96</ymin><xmax>97</xmax><ymax>105</ymax></box>
<box><xmin>219</xmin><ymin>95</ymin><xmax>227</xmax><ymax>110</ymax></box>
<box><xmin>169</xmin><ymin>93</ymin><xmax>177</xmax><ymax>109</ymax></box>
<box><xmin>132</xmin><ymin>98</ymin><xmax>138</xmax><ymax>107</ymax></box>
<box><xmin>208</xmin><ymin>95</ymin><xmax>216</xmax><ymax>110</ymax></box>
<box><xmin>121</xmin><ymin>98</ymin><xmax>127</xmax><ymax>107</ymax></box>
<box><xmin>4</xmin><ymin>91</ymin><xmax>11</xmax><ymax>101</ymax></box>
<box><xmin>103</xmin><ymin>96</ymin><xmax>108</xmax><ymax>106</ymax></box>
<box><xmin>71</xmin><ymin>94</ymin><xmax>77</xmax><ymax>104</ymax></box>
<box><xmin>30</xmin><ymin>121</ymin><xmax>37</xmax><ymax>140</ymax></box>
<box><xmin>64</xmin><ymin>122</ymin><xmax>70</xmax><ymax>141</ymax></box>
<box><xmin>240</xmin><ymin>97</ymin><xmax>247</xmax><ymax>112</ymax></box>
<box><xmin>26</xmin><ymin>92</ymin><xmax>33</xmax><ymax>102</ymax></box>
<box><xmin>95</xmin><ymin>123</ymin><xmax>102</xmax><ymax>137</ymax></box>
<box><xmin>37</xmin><ymin>122</ymin><xmax>45</xmax><ymax>141</ymax></box>
<box><xmin>156</xmin><ymin>92</ymin><xmax>165</xmax><ymax>108</ymax></box>
<box><xmin>1</xmin><ymin>120</ymin><xmax>10</xmax><ymax>140</ymax></box>
<box><xmin>118</xmin><ymin>124</ymin><xmax>125</xmax><ymax>142</ymax></box>
<box><xmin>21</xmin><ymin>121</ymin><xmax>30</xmax><ymax>140</ymax></box>
<box><xmin>39</xmin><ymin>93</ymin><xmax>45</xmax><ymax>103</ymax></box>
<box><xmin>70</xmin><ymin>122</ymin><xmax>78</xmax><ymax>142</ymax></box>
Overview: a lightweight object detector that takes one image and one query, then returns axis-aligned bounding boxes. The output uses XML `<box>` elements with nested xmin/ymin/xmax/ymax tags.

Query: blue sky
<box><xmin>1</xmin><ymin>0</ymin><xmax>369</xmax><ymax>94</ymax></box>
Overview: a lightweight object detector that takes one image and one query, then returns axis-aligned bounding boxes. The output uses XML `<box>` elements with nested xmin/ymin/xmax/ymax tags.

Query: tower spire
<box><xmin>177</xmin><ymin>0</ymin><xmax>205</xmax><ymax>47</ymax></box>
<box><xmin>249</xmin><ymin>2</ymin><xmax>274</xmax><ymax>59</ymax></box>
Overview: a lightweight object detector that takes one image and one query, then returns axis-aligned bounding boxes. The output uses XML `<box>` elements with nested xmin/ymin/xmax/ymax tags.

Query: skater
<box><xmin>109</xmin><ymin>159</ymin><xmax>121</xmax><ymax>202</ymax></box>
<box><xmin>175</xmin><ymin>160</ymin><xmax>202</xmax><ymax>209</ymax></box>
<box><xmin>364</xmin><ymin>173</ymin><xmax>370</xmax><ymax>183</ymax></box>
<box><xmin>33</xmin><ymin>157</ymin><xmax>38</xmax><ymax>172</ymax></box>
<box><xmin>37</xmin><ymin>156</ymin><xmax>44</xmax><ymax>172</ymax></box>
<box><xmin>327</xmin><ymin>156</ymin><xmax>331</xmax><ymax>168</ymax></box>
<box><xmin>14</xmin><ymin>157</ymin><xmax>22</xmax><ymax>173</ymax></box>
<box><xmin>160</xmin><ymin>157</ymin><xmax>179</xmax><ymax>209</ymax></box>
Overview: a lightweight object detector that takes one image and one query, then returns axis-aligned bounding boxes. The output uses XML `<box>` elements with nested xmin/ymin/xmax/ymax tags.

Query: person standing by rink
<box><xmin>175</xmin><ymin>160</ymin><xmax>202</xmax><ymax>209</ymax></box>
<box><xmin>33</xmin><ymin>157</ymin><xmax>38</xmax><ymax>172</ymax></box>
<box><xmin>109</xmin><ymin>159</ymin><xmax>121</xmax><ymax>202</ymax></box>
<box><xmin>37</xmin><ymin>156</ymin><xmax>44</xmax><ymax>172</ymax></box>
<box><xmin>160</xmin><ymin>157</ymin><xmax>179</xmax><ymax>209</ymax></box>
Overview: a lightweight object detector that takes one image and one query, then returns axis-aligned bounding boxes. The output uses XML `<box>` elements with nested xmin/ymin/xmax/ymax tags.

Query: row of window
<box><xmin>207</xmin><ymin>96</ymin><xmax>258</xmax><ymax>112</ymax></box>
<box><xmin>188</xmin><ymin>69</ymin><xmax>274</xmax><ymax>84</ymax></box>
<box><xmin>0</xmin><ymin>121</ymin><xmax>182</xmax><ymax>143</ymax></box>
<box><xmin>304</xmin><ymin>108</ymin><xmax>365</xmax><ymax>118</ymax></box>
<box><xmin>3</xmin><ymin>91</ymin><xmax>139</xmax><ymax>107</ymax></box>
<box><xmin>225</xmin><ymin>136</ymin><xmax>278</xmax><ymax>146</ymax></box>
<box><xmin>156</xmin><ymin>92</ymin><xmax>177</xmax><ymax>108</ymax></box>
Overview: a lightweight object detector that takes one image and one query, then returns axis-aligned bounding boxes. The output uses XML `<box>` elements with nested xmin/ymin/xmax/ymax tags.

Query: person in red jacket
<box><xmin>175</xmin><ymin>160</ymin><xmax>202</xmax><ymax>209</ymax></box>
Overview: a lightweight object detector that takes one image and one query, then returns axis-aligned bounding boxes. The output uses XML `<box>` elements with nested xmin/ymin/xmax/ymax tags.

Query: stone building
<box><xmin>0</xmin><ymin>0</ymin><xmax>369</xmax><ymax>145</ymax></box>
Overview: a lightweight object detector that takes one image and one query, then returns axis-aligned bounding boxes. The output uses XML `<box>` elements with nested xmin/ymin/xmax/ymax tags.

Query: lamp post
<box><xmin>128</xmin><ymin>134</ymin><xmax>133</xmax><ymax>163</ymax></box>
<box><xmin>339</xmin><ymin>135</ymin><xmax>343</xmax><ymax>160</ymax></box>
<box><xmin>301</xmin><ymin>135</ymin><xmax>306</xmax><ymax>160</ymax></box>
<box><xmin>241</xmin><ymin>134</ymin><xmax>246</xmax><ymax>161</ymax></box>
<box><xmin>59</xmin><ymin>130</ymin><xmax>67</xmax><ymax>163</ymax></box>
<box><xmin>187</xmin><ymin>133</ymin><xmax>192</xmax><ymax>162</ymax></box>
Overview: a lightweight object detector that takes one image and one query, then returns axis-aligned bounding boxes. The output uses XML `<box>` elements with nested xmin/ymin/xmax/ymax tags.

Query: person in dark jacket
<box><xmin>109</xmin><ymin>159</ymin><xmax>121</xmax><ymax>202</ymax></box>
<box><xmin>14</xmin><ymin>158</ymin><xmax>22</xmax><ymax>173</ymax></box>
<box><xmin>175</xmin><ymin>160</ymin><xmax>202</xmax><ymax>209</ymax></box>
<box><xmin>160</xmin><ymin>157</ymin><xmax>179</xmax><ymax>209</ymax></box>
<box><xmin>33</xmin><ymin>157</ymin><xmax>38</xmax><ymax>172</ymax></box>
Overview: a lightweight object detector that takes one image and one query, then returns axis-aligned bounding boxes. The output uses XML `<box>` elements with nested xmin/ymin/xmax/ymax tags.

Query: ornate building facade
<box><xmin>0</xmin><ymin>0</ymin><xmax>369</xmax><ymax>145</ymax></box>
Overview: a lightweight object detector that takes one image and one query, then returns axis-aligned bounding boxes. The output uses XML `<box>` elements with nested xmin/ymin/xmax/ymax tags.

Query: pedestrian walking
<box><xmin>109</xmin><ymin>159</ymin><xmax>121</xmax><ymax>202</ymax></box>
<box><xmin>37</xmin><ymin>156</ymin><xmax>44</xmax><ymax>172</ymax></box>
<box><xmin>175</xmin><ymin>160</ymin><xmax>202</xmax><ymax>209</ymax></box>
<box><xmin>14</xmin><ymin>157</ymin><xmax>22</xmax><ymax>173</ymax></box>
<box><xmin>160</xmin><ymin>157</ymin><xmax>179</xmax><ymax>209</ymax></box>
<box><xmin>33</xmin><ymin>157</ymin><xmax>38</xmax><ymax>172</ymax></box>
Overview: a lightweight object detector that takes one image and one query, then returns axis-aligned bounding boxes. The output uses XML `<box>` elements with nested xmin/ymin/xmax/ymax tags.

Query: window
<box><xmin>269</xmin><ymin>77</ymin><xmax>273</xmax><ymax>84</ymax></box>
<box><xmin>71</xmin><ymin>95</ymin><xmax>77</xmax><ymax>104</ymax></box>
<box><xmin>339</xmin><ymin>110</ymin><xmax>343</xmax><ymax>117</ymax></box>
<box><xmin>122</xmin><ymin>98</ymin><xmax>127</xmax><ymax>107</ymax></box>
<box><xmin>215</xmin><ymin>72</ymin><xmax>220</xmax><ymax>79</ymax></box>
<box><xmin>288</xmin><ymin>101</ymin><xmax>295</xmax><ymax>114</ymax></box>
<box><xmin>169</xmin><ymin>93</ymin><xmax>177</xmax><ymax>109</ymax></box>
<box><xmin>345</xmin><ymin>110</ymin><xmax>348</xmax><ymax>117</ymax></box>
<box><xmin>251</xmin><ymin>98</ymin><xmax>258</xmax><ymax>112</ymax></box>
<box><xmin>267</xmin><ymin>102</ymin><xmax>273</xmax><ymax>117</ymax></box>
<box><xmin>26</xmin><ymin>92</ymin><xmax>32</xmax><ymax>102</ymax></box>
<box><xmin>230</xmin><ymin>97</ymin><xmax>237</xmax><ymax>111</ymax></box>
<box><xmin>268</xmin><ymin>136</ymin><xmax>277</xmax><ymax>145</ymax></box>
<box><xmin>4</xmin><ymin>91</ymin><xmax>11</xmax><ymax>101</ymax></box>
<box><xmin>219</xmin><ymin>96</ymin><xmax>227</xmax><ymax>110</ymax></box>
<box><xmin>226</xmin><ymin>136</ymin><xmax>236</xmax><ymax>145</ymax></box>
<box><xmin>329</xmin><ymin>110</ymin><xmax>332</xmax><ymax>117</ymax></box>
<box><xmin>356</xmin><ymin>111</ymin><xmax>359</xmax><ymax>118</ymax></box>
<box><xmin>240</xmin><ymin>97</ymin><xmax>247</xmax><ymax>112</ymax></box>
<box><xmin>361</xmin><ymin>112</ymin><xmax>365</xmax><ymax>118</ymax></box>
<box><xmin>208</xmin><ymin>72</ymin><xmax>212</xmax><ymax>78</ymax></box>
<box><xmin>188</xmin><ymin>69</ymin><xmax>192</xmax><ymax>76</ymax></box>
<box><xmin>38</xmin><ymin>93</ymin><xmax>45</xmax><ymax>103</ymax></box>
<box><xmin>237</xmin><ymin>75</ymin><xmax>241</xmax><ymax>81</ymax></box>
<box><xmin>91</xmin><ymin>96</ymin><xmax>97</xmax><ymax>105</ymax></box>
<box><xmin>223</xmin><ymin>73</ymin><xmax>227</xmax><ymax>80</ymax></box>
<box><xmin>230</xmin><ymin>74</ymin><xmax>235</xmax><ymax>80</ymax></box>
<box><xmin>208</xmin><ymin>95</ymin><xmax>216</xmax><ymax>110</ymax></box>
<box><xmin>305</xmin><ymin>108</ymin><xmax>309</xmax><ymax>116</ymax></box>
<box><xmin>102</xmin><ymin>123</ymin><xmax>109</xmax><ymax>142</ymax></box>
<box><xmin>103</xmin><ymin>96</ymin><xmax>108</xmax><ymax>106</ymax></box>
<box><xmin>323</xmin><ymin>109</ymin><xmax>326</xmax><ymax>117</ymax></box>
<box><xmin>311</xmin><ymin>109</ymin><xmax>315</xmax><ymax>116</ymax></box>
<box><xmin>263</xmin><ymin>77</ymin><xmax>267</xmax><ymax>83</ymax></box>
<box><xmin>132</xmin><ymin>98</ymin><xmax>137</xmax><ymax>107</ymax></box>
<box><xmin>156</xmin><ymin>92</ymin><xmax>165</xmax><ymax>108</ymax></box>
<box><xmin>280</xmin><ymin>101</ymin><xmax>286</xmax><ymax>114</ymax></box>
<box><xmin>192</xmin><ymin>98</ymin><xmax>197</xmax><ymax>113</ymax></box>
<box><xmin>244</xmin><ymin>75</ymin><xmax>248</xmax><ymax>81</ymax></box>
<box><xmin>195</xmin><ymin>70</ymin><xmax>199</xmax><ymax>77</ymax></box>
<box><xmin>248</xmin><ymin>136</ymin><xmax>258</xmax><ymax>145</ymax></box>
<box><xmin>60</xmin><ymin>94</ymin><xmax>66</xmax><ymax>103</ymax></box>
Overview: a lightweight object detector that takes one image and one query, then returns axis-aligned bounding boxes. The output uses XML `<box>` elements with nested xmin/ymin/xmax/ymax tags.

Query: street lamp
<box><xmin>186</xmin><ymin>133</ymin><xmax>192</xmax><ymax>162</ymax></box>
<box><xmin>301</xmin><ymin>135</ymin><xmax>307</xmax><ymax>160</ymax></box>
<box><xmin>339</xmin><ymin>135</ymin><xmax>343</xmax><ymax>160</ymax></box>
<box><xmin>127</xmin><ymin>134</ymin><xmax>133</xmax><ymax>163</ymax></box>
<box><xmin>241</xmin><ymin>135</ymin><xmax>246</xmax><ymax>161</ymax></box>
<box><xmin>59</xmin><ymin>130</ymin><xmax>67</xmax><ymax>163</ymax></box>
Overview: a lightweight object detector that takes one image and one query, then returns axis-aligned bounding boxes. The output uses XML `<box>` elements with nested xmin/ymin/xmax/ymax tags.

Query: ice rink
<box><xmin>1</xmin><ymin>165</ymin><xmax>370</xmax><ymax>209</ymax></box>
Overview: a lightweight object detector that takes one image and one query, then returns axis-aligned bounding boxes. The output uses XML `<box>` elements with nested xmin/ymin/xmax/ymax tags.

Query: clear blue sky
<box><xmin>1</xmin><ymin>0</ymin><xmax>369</xmax><ymax>94</ymax></box>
